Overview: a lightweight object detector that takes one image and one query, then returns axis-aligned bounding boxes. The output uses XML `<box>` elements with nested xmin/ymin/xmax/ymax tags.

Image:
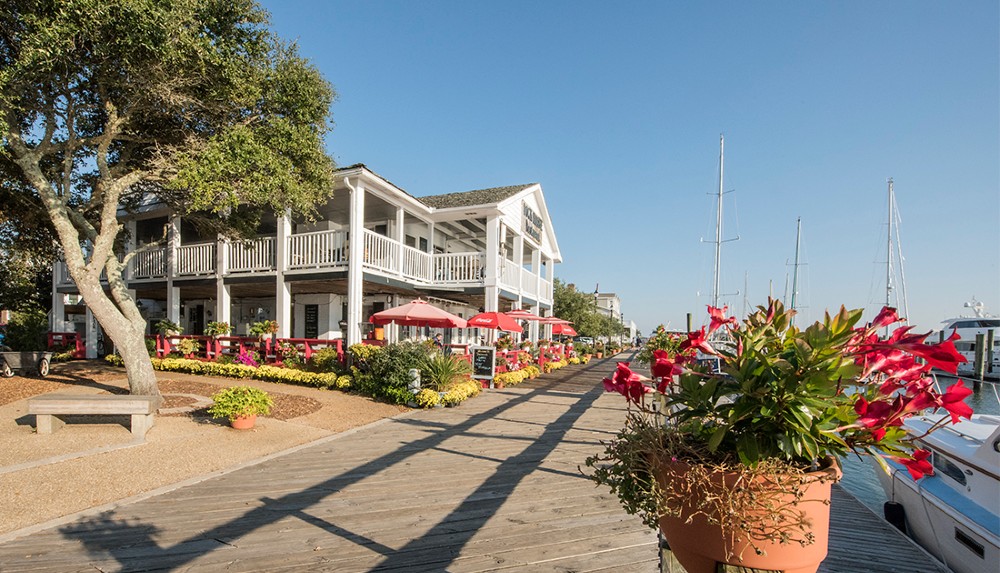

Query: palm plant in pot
<box><xmin>207</xmin><ymin>385</ymin><xmax>274</xmax><ymax>430</ymax></box>
<box><xmin>585</xmin><ymin>299</ymin><xmax>971</xmax><ymax>573</ymax></box>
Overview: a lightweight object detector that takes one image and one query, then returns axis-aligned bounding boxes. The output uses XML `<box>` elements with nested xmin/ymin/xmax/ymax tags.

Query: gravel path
<box><xmin>0</xmin><ymin>361</ymin><xmax>407</xmax><ymax>538</ymax></box>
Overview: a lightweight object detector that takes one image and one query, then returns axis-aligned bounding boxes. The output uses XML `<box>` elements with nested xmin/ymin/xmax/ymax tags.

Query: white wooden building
<box><xmin>52</xmin><ymin>164</ymin><xmax>562</xmax><ymax>357</ymax></box>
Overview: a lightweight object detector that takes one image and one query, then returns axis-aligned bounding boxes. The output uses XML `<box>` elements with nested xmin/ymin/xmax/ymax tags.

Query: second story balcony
<box><xmin>66</xmin><ymin>227</ymin><xmax>553</xmax><ymax>302</ymax></box>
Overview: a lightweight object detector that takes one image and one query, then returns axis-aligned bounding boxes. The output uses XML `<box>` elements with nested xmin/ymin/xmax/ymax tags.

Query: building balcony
<box><xmin>60</xmin><ymin>228</ymin><xmax>553</xmax><ymax>302</ymax></box>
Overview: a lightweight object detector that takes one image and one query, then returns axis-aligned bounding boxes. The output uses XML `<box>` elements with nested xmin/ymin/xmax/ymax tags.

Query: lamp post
<box><xmin>593</xmin><ymin>288</ymin><xmax>599</xmax><ymax>342</ymax></box>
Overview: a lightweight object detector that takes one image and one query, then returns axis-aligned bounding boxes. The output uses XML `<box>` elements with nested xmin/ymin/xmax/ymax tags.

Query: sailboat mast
<box><xmin>713</xmin><ymin>134</ymin><xmax>724</xmax><ymax>309</ymax></box>
<box><xmin>790</xmin><ymin>217</ymin><xmax>801</xmax><ymax>323</ymax></box>
<box><xmin>886</xmin><ymin>178</ymin><xmax>894</xmax><ymax>309</ymax></box>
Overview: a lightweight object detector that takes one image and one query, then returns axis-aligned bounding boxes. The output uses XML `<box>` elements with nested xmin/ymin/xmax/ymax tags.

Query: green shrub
<box><xmin>348</xmin><ymin>343</ymin><xmax>383</xmax><ymax>371</ymax></box>
<box><xmin>207</xmin><ymin>386</ymin><xmax>273</xmax><ymax>422</ymax></box>
<box><xmin>4</xmin><ymin>307</ymin><xmax>48</xmax><ymax>351</ymax></box>
<box><xmin>420</xmin><ymin>353</ymin><xmax>472</xmax><ymax>391</ymax></box>
<box><xmin>308</xmin><ymin>347</ymin><xmax>343</xmax><ymax>373</ymax></box>
<box><xmin>353</xmin><ymin>341</ymin><xmax>431</xmax><ymax>404</ymax></box>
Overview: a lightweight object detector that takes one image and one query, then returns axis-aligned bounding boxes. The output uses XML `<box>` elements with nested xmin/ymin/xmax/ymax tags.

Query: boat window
<box><xmin>953</xmin><ymin>321</ymin><xmax>979</xmax><ymax>329</ymax></box>
<box><xmin>981</xmin><ymin>319</ymin><xmax>1000</xmax><ymax>328</ymax></box>
<box><xmin>932</xmin><ymin>453</ymin><xmax>967</xmax><ymax>486</ymax></box>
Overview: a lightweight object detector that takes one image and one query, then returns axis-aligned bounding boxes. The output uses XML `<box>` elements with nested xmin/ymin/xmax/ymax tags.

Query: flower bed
<box><xmin>105</xmin><ymin>355</ymin><xmax>349</xmax><ymax>390</ymax></box>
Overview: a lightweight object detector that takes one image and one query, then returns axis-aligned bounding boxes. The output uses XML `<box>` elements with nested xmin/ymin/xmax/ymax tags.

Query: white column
<box><xmin>346</xmin><ymin>179</ymin><xmax>366</xmax><ymax>346</ymax></box>
<box><xmin>215</xmin><ymin>234</ymin><xmax>230</xmax><ymax>327</ymax></box>
<box><xmin>484</xmin><ymin>216</ymin><xmax>500</xmax><ymax>312</ymax></box>
<box><xmin>166</xmin><ymin>216</ymin><xmax>180</xmax><ymax>327</ymax></box>
<box><xmin>531</xmin><ymin>248</ymin><xmax>542</xmax><ymax>304</ymax></box>
<box><xmin>513</xmin><ymin>233</ymin><xmax>524</xmax><ymax>297</ymax></box>
<box><xmin>85</xmin><ymin>306</ymin><xmax>98</xmax><ymax>359</ymax></box>
<box><xmin>125</xmin><ymin>220</ymin><xmax>136</xmax><ymax>281</ymax></box>
<box><xmin>51</xmin><ymin>264</ymin><xmax>66</xmax><ymax>331</ymax></box>
<box><xmin>167</xmin><ymin>216</ymin><xmax>179</xmax><ymax>278</ymax></box>
<box><xmin>395</xmin><ymin>206</ymin><xmax>405</xmax><ymax>276</ymax></box>
<box><xmin>275</xmin><ymin>209</ymin><xmax>292</xmax><ymax>338</ymax></box>
<box><xmin>167</xmin><ymin>286</ymin><xmax>181</xmax><ymax>325</ymax></box>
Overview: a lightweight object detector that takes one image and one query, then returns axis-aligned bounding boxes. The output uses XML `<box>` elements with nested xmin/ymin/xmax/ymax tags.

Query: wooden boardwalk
<box><xmin>0</xmin><ymin>355</ymin><xmax>947</xmax><ymax>572</ymax></box>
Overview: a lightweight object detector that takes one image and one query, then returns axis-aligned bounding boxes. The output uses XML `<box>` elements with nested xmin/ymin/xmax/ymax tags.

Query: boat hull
<box><xmin>870</xmin><ymin>415</ymin><xmax>1000</xmax><ymax>573</ymax></box>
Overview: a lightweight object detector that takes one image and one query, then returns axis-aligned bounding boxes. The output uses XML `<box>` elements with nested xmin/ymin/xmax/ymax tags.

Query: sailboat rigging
<box><xmin>703</xmin><ymin>134</ymin><xmax>740</xmax><ymax>311</ymax></box>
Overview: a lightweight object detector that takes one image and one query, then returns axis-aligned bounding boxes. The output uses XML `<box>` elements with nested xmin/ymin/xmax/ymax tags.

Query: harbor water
<box><xmin>839</xmin><ymin>378</ymin><xmax>1000</xmax><ymax>514</ymax></box>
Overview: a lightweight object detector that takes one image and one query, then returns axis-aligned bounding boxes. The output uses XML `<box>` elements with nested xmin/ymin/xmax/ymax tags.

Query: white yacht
<box><xmin>872</xmin><ymin>414</ymin><xmax>1000</xmax><ymax>573</ymax></box>
<box><xmin>937</xmin><ymin>300</ymin><xmax>1000</xmax><ymax>376</ymax></box>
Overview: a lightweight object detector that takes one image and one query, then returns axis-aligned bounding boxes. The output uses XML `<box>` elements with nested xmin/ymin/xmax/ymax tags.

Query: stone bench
<box><xmin>28</xmin><ymin>394</ymin><xmax>161</xmax><ymax>438</ymax></box>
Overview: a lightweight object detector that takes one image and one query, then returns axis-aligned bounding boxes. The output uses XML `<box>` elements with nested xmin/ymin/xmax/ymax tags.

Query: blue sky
<box><xmin>260</xmin><ymin>1</ymin><xmax>999</xmax><ymax>335</ymax></box>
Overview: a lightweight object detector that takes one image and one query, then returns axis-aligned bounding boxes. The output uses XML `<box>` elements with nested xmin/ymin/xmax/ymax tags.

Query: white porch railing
<box><xmin>521</xmin><ymin>269</ymin><xmax>539</xmax><ymax>298</ymax></box>
<box><xmin>88</xmin><ymin>230</ymin><xmax>551</xmax><ymax>305</ymax></box>
<box><xmin>363</xmin><ymin>229</ymin><xmax>399</xmax><ymax>274</ymax></box>
<box><xmin>176</xmin><ymin>243</ymin><xmax>216</xmax><ymax>276</ymax></box>
<box><xmin>288</xmin><ymin>229</ymin><xmax>347</xmax><ymax>270</ymax></box>
<box><xmin>228</xmin><ymin>237</ymin><xmax>276</xmax><ymax>273</ymax></box>
<box><xmin>499</xmin><ymin>258</ymin><xmax>520</xmax><ymax>291</ymax></box>
<box><xmin>435</xmin><ymin>252</ymin><xmax>484</xmax><ymax>284</ymax></box>
<box><xmin>132</xmin><ymin>249</ymin><xmax>166</xmax><ymax>279</ymax></box>
<box><xmin>402</xmin><ymin>244</ymin><xmax>432</xmax><ymax>282</ymax></box>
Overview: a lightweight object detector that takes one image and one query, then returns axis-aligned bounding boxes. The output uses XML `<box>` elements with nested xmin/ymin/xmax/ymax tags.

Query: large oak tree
<box><xmin>0</xmin><ymin>0</ymin><xmax>336</xmax><ymax>395</ymax></box>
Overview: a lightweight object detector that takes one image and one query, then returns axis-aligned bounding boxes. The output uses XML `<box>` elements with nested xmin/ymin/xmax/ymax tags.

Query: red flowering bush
<box><xmin>603</xmin><ymin>299</ymin><xmax>970</xmax><ymax>478</ymax></box>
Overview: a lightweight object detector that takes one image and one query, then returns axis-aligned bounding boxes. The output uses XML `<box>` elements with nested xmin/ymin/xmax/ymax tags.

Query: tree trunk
<box><xmin>73</xmin><ymin>274</ymin><xmax>160</xmax><ymax>397</ymax></box>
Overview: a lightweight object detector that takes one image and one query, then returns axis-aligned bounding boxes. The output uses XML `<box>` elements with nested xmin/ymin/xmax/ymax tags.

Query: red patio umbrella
<box><xmin>538</xmin><ymin>316</ymin><xmax>572</xmax><ymax>325</ymax></box>
<box><xmin>553</xmin><ymin>323</ymin><xmax>578</xmax><ymax>336</ymax></box>
<box><xmin>370</xmin><ymin>300</ymin><xmax>468</xmax><ymax>328</ymax></box>
<box><xmin>466</xmin><ymin>312</ymin><xmax>523</xmax><ymax>333</ymax></box>
<box><xmin>504</xmin><ymin>309</ymin><xmax>543</xmax><ymax>321</ymax></box>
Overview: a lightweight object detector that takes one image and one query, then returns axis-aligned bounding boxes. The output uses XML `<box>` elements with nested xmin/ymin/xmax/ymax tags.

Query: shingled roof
<box><xmin>417</xmin><ymin>184</ymin><xmax>536</xmax><ymax>209</ymax></box>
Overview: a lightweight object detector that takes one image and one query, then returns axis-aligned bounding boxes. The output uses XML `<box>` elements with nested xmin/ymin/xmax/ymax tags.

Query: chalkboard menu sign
<box><xmin>470</xmin><ymin>346</ymin><xmax>496</xmax><ymax>380</ymax></box>
<box><xmin>304</xmin><ymin>304</ymin><xmax>319</xmax><ymax>339</ymax></box>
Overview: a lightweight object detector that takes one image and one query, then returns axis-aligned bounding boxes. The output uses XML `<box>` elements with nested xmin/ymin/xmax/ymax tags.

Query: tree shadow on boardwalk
<box><xmin>49</xmin><ymin>358</ymin><xmax>622</xmax><ymax>572</ymax></box>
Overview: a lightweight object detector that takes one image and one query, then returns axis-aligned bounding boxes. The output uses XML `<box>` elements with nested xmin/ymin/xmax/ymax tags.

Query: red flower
<box><xmin>707</xmin><ymin>305</ymin><xmax>738</xmax><ymax>335</ymax></box>
<box><xmin>871</xmin><ymin>306</ymin><xmax>900</xmax><ymax>329</ymax></box>
<box><xmin>602</xmin><ymin>362</ymin><xmax>650</xmax><ymax>405</ymax></box>
<box><xmin>937</xmin><ymin>379</ymin><xmax>973</xmax><ymax>423</ymax></box>
<box><xmin>899</xmin><ymin>336</ymin><xmax>967</xmax><ymax>374</ymax></box>
<box><xmin>679</xmin><ymin>327</ymin><xmax>716</xmax><ymax>355</ymax></box>
<box><xmin>896</xmin><ymin>449</ymin><xmax>933</xmax><ymax>480</ymax></box>
<box><xmin>650</xmin><ymin>349</ymin><xmax>683</xmax><ymax>380</ymax></box>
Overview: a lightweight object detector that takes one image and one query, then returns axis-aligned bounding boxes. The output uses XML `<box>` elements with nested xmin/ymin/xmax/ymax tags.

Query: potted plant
<box><xmin>249</xmin><ymin>319</ymin><xmax>279</xmax><ymax>340</ymax></box>
<box><xmin>594</xmin><ymin>341</ymin><xmax>604</xmax><ymax>359</ymax></box>
<box><xmin>154</xmin><ymin>319</ymin><xmax>182</xmax><ymax>336</ymax></box>
<box><xmin>635</xmin><ymin>324</ymin><xmax>682</xmax><ymax>366</ymax></box>
<box><xmin>203</xmin><ymin>321</ymin><xmax>231</xmax><ymax>338</ymax></box>
<box><xmin>585</xmin><ymin>300</ymin><xmax>970</xmax><ymax>573</ymax></box>
<box><xmin>207</xmin><ymin>385</ymin><xmax>274</xmax><ymax>430</ymax></box>
<box><xmin>175</xmin><ymin>337</ymin><xmax>200</xmax><ymax>358</ymax></box>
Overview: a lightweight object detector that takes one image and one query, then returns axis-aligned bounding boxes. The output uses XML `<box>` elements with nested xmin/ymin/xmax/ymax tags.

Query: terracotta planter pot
<box><xmin>230</xmin><ymin>414</ymin><xmax>257</xmax><ymax>430</ymax></box>
<box><xmin>655</xmin><ymin>457</ymin><xmax>841</xmax><ymax>573</ymax></box>
<box><xmin>595</xmin><ymin>352</ymin><xmax>603</xmax><ymax>359</ymax></box>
